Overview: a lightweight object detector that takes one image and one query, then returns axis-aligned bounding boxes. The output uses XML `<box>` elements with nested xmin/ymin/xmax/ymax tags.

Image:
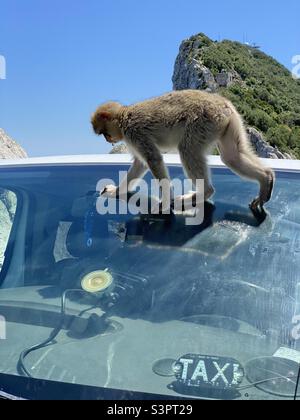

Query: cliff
<box><xmin>0</xmin><ymin>128</ymin><xmax>26</xmax><ymax>267</ymax></box>
<box><xmin>0</xmin><ymin>128</ymin><xmax>27</xmax><ymax>159</ymax></box>
<box><xmin>173</xmin><ymin>33</ymin><xmax>300</xmax><ymax>159</ymax></box>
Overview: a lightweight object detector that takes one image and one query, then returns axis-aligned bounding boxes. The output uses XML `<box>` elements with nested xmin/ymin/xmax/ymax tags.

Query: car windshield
<box><xmin>0</xmin><ymin>163</ymin><xmax>300</xmax><ymax>400</ymax></box>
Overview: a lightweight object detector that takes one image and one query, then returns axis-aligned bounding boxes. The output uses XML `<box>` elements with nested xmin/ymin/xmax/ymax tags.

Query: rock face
<box><xmin>0</xmin><ymin>129</ymin><xmax>26</xmax><ymax>268</ymax></box>
<box><xmin>0</xmin><ymin>128</ymin><xmax>27</xmax><ymax>159</ymax></box>
<box><xmin>173</xmin><ymin>35</ymin><xmax>242</xmax><ymax>93</ymax></box>
<box><xmin>246</xmin><ymin>127</ymin><xmax>293</xmax><ymax>159</ymax></box>
<box><xmin>215</xmin><ymin>70</ymin><xmax>234</xmax><ymax>88</ymax></box>
<box><xmin>172</xmin><ymin>33</ymin><xmax>294</xmax><ymax>159</ymax></box>
<box><xmin>0</xmin><ymin>190</ymin><xmax>16</xmax><ymax>270</ymax></box>
<box><xmin>173</xmin><ymin>40</ymin><xmax>217</xmax><ymax>92</ymax></box>
<box><xmin>110</xmin><ymin>143</ymin><xmax>129</xmax><ymax>154</ymax></box>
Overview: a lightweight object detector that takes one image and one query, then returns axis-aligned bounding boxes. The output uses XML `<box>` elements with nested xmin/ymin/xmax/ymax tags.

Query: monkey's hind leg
<box><xmin>218</xmin><ymin>114</ymin><xmax>275</xmax><ymax>210</ymax></box>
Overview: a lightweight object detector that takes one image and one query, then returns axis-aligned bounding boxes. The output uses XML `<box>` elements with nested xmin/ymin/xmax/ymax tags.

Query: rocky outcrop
<box><xmin>247</xmin><ymin>127</ymin><xmax>293</xmax><ymax>159</ymax></box>
<box><xmin>173</xmin><ymin>35</ymin><xmax>242</xmax><ymax>93</ymax></box>
<box><xmin>215</xmin><ymin>70</ymin><xmax>234</xmax><ymax>88</ymax></box>
<box><xmin>0</xmin><ymin>129</ymin><xmax>26</xmax><ymax>267</ymax></box>
<box><xmin>110</xmin><ymin>143</ymin><xmax>177</xmax><ymax>155</ymax></box>
<box><xmin>0</xmin><ymin>190</ymin><xmax>17</xmax><ymax>269</ymax></box>
<box><xmin>173</xmin><ymin>40</ymin><xmax>217</xmax><ymax>92</ymax></box>
<box><xmin>172</xmin><ymin>33</ymin><xmax>294</xmax><ymax>159</ymax></box>
<box><xmin>110</xmin><ymin>143</ymin><xmax>129</xmax><ymax>154</ymax></box>
<box><xmin>0</xmin><ymin>128</ymin><xmax>27</xmax><ymax>159</ymax></box>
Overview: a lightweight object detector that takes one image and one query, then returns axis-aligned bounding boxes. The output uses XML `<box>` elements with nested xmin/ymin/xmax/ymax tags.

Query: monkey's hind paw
<box><xmin>250</xmin><ymin>197</ymin><xmax>264</xmax><ymax>211</ymax></box>
<box><xmin>250</xmin><ymin>198</ymin><xmax>267</xmax><ymax>222</ymax></box>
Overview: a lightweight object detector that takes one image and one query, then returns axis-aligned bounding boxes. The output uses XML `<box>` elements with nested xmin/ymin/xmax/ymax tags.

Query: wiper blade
<box><xmin>0</xmin><ymin>390</ymin><xmax>25</xmax><ymax>400</ymax></box>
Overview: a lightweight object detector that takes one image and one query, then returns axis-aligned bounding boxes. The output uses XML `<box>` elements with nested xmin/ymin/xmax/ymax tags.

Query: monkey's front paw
<box><xmin>173</xmin><ymin>192</ymin><xmax>204</xmax><ymax>212</ymax></box>
<box><xmin>173</xmin><ymin>194</ymin><xmax>192</xmax><ymax>212</ymax></box>
<box><xmin>101</xmin><ymin>185</ymin><xmax>118</xmax><ymax>198</ymax></box>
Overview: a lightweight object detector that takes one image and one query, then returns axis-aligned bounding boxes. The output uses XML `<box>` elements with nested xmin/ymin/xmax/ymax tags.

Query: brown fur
<box><xmin>92</xmin><ymin>90</ymin><xmax>275</xmax><ymax>208</ymax></box>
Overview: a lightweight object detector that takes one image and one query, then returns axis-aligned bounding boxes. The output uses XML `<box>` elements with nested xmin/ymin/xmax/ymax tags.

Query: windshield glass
<box><xmin>0</xmin><ymin>164</ymin><xmax>300</xmax><ymax>400</ymax></box>
<box><xmin>0</xmin><ymin>189</ymin><xmax>17</xmax><ymax>270</ymax></box>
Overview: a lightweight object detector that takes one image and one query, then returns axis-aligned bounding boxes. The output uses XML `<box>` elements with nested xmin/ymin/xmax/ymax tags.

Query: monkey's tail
<box><xmin>225</xmin><ymin>106</ymin><xmax>261</xmax><ymax>159</ymax></box>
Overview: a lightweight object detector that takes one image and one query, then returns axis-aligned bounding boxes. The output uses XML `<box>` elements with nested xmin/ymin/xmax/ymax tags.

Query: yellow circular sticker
<box><xmin>81</xmin><ymin>270</ymin><xmax>113</xmax><ymax>293</ymax></box>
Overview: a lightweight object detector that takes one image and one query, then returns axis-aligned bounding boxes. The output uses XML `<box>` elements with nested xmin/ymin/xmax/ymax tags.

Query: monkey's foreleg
<box><xmin>132</xmin><ymin>142</ymin><xmax>172</xmax><ymax>213</ymax></box>
<box><xmin>119</xmin><ymin>158</ymin><xmax>149</xmax><ymax>193</ymax></box>
<box><xmin>101</xmin><ymin>158</ymin><xmax>148</xmax><ymax>200</ymax></box>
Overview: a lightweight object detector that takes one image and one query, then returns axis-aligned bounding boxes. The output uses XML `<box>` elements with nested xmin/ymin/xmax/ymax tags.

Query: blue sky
<box><xmin>0</xmin><ymin>0</ymin><xmax>299</xmax><ymax>157</ymax></box>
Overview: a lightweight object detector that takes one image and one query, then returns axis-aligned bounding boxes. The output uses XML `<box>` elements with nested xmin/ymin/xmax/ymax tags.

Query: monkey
<box><xmin>91</xmin><ymin>90</ymin><xmax>274</xmax><ymax>213</ymax></box>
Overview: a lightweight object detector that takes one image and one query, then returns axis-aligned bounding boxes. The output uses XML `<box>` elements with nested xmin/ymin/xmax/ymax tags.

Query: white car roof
<box><xmin>0</xmin><ymin>154</ymin><xmax>300</xmax><ymax>172</ymax></box>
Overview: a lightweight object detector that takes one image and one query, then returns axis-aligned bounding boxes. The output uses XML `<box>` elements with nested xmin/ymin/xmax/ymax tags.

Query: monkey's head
<box><xmin>91</xmin><ymin>102</ymin><xmax>124</xmax><ymax>144</ymax></box>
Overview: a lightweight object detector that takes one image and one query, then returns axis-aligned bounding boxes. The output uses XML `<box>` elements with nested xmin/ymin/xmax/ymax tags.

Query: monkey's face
<box><xmin>91</xmin><ymin>105</ymin><xmax>124</xmax><ymax>144</ymax></box>
<box><xmin>102</xmin><ymin>120</ymin><xmax>124</xmax><ymax>144</ymax></box>
<box><xmin>92</xmin><ymin>118</ymin><xmax>123</xmax><ymax>144</ymax></box>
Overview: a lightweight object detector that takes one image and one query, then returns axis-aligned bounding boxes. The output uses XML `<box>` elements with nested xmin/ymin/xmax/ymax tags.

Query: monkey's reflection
<box><xmin>126</xmin><ymin>201</ymin><xmax>215</xmax><ymax>248</ymax></box>
<box><xmin>124</xmin><ymin>196</ymin><xmax>268</xmax><ymax>250</ymax></box>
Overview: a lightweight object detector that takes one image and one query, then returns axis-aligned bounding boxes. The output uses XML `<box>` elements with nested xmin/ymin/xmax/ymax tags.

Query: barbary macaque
<box><xmin>91</xmin><ymin>90</ymin><xmax>274</xmax><ymax>212</ymax></box>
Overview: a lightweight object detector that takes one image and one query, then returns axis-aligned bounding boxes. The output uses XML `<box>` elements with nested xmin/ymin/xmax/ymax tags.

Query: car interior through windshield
<box><xmin>0</xmin><ymin>164</ymin><xmax>300</xmax><ymax>400</ymax></box>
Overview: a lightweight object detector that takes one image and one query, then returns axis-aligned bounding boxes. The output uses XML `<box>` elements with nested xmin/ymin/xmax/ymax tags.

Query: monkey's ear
<box><xmin>99</xmin><ymin>111</ymin><xmax>112</xmax><ymax>121</ymax></box>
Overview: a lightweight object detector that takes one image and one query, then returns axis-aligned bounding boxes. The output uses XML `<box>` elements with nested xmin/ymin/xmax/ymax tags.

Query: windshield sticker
<box><xmin>0</xmin><ymin>315</ymin><xmax>6</xmax><ymax>340</ymax></box>
<box><xmin>273</xmin><ymin>347</ymin><xmax>300</xmax><ymax>364</ymax></box>
<box><xmin>170</xmin><ymin>354</ymin><xmax>244</xmax><ymax>394</ymax></box>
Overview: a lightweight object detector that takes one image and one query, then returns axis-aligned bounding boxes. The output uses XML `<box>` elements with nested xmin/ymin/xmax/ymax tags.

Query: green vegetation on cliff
<box><xmin>191</xmin><ymin>34</ymin><xmax>300</xmax><ymax>157</ymax></box>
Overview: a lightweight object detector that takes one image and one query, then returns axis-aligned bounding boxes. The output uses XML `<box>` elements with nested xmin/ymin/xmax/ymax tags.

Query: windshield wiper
<box><xmin>0</xmin><ymin>390</ymin><xmax>25</xmax><ymax>400</ymax></box>
<box><xmin>295</xmin><ymin>365</ymin><xmax>300</xmax><ymax>400</ymax></box>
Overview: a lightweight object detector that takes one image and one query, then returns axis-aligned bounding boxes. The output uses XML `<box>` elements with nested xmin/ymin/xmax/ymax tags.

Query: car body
<box><xmin>0</xmin><ymin>154</ymin><xmax>300</xmax><ymax>400</ymax></box>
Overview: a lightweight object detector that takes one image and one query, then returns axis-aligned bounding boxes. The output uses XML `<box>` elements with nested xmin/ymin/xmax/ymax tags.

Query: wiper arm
<box><xmin>295</xmin><ymin>365</ymin><xmax>300</xmax><ymax>400</ymax></box>
<box><xmin>237</xmin><ymin>374</ymin><xmax>300</xmax><ymax>400</ymax></box>
<box><xmin>0</xmin><ymin>389</ymin><xmax>25</xmax><ymax>400</ymax></box>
